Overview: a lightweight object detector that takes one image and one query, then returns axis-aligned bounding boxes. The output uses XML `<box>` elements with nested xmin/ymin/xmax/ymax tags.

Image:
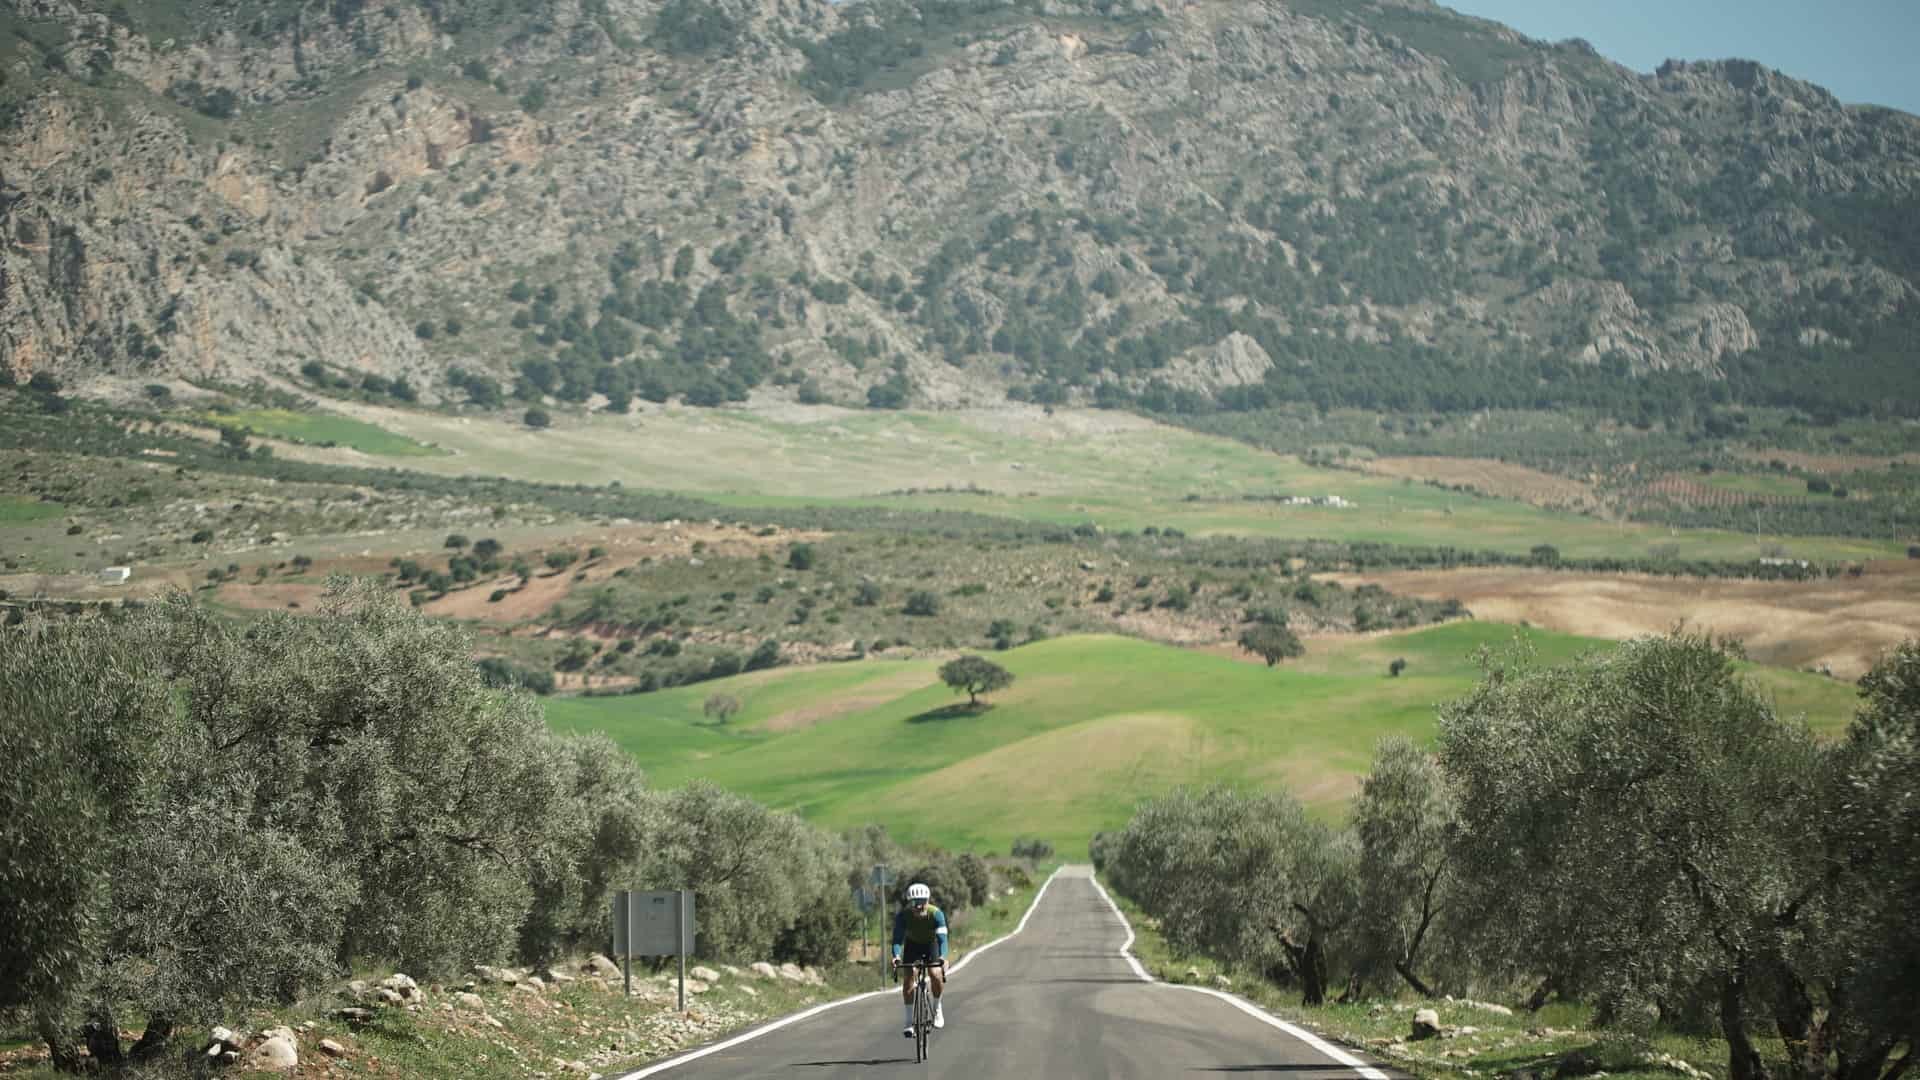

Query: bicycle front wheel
<box><xmin>915</xmin><ymin>979</ymin><xmax>930</xmax><ymax>1063</ymax></box>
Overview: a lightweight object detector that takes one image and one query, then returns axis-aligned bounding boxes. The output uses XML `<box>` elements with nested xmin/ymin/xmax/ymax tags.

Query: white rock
<box><xmin>777</xmin><ymin>963</ymin><xmax>807</xmax><ymax>982</ymax></box>
<box><xmin>209</xmin><ymin>1026</ymin><xmax>238</xmax><ymax>1049</ymax></box>
<box><xmin>685</xmin><ymin>979</ymin><xmax>710</xmax><ymax>994</ymax></box>
<box><xmin>455</xmin><ymin>992</ymin><xmax>486</xmax><ymax>1009</ymax></box>
<box><xmin>247</xmin><ymin>1035</ymin><xmax>299</xmax><ymax>1070</ymax></box>
<box><xmin>691</xmin><ymin>966</ymin><xmax>721</xmax><ymax>983</ymax></box>
<box><xmin>380</xmin><ymin>973</ymin><xmax>420</xmax><ymax>1000</ymax></box>
<box><xmin>260</xmin><ymin>1025</ymin><xmax>296</xmax><ymax>1044</ymax></box>
<box><xmin>750</xmin><ymin>962</ymin><xmax>779</xmax><ymax>980</ymax></box>
<box><xmin>373</xmin><ymin>987</ymin><xmax>405</xmax><ymax>1007</ymax></box>
<box><xmin>584</xmin><ymin>954</ymin><xmax>620</xmax><ymax>977</ymax></box>
<box><xmin>1412</xmin><ymin>1009</ymin><xmax>1444</xmax><ymax>1040</ymax></box>
<box><xmin>319</xmin><ymin>1038</ymin><xmax>346</xmax><ymax>1058</ymax></box>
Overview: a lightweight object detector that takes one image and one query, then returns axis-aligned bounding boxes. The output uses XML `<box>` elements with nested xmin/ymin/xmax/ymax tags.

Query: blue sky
<box><xmin>1441</xmin><ymin>1</ymin><xmax>1920</xmax><ymax>115</ymax></box>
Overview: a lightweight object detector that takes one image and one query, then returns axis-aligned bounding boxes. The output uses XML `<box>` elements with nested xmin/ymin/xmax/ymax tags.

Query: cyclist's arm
<box><xmin>890</xmin><ymin>907</ymin><xmax>906</xmax><ymax>960</ymax></box>
<box><xmin>934</xmin><ymin>909</ymin><xmax>949</xmax><ymax>960</ymax></box>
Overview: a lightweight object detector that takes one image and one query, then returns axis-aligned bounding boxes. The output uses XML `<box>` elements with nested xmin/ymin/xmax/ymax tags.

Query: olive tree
<box><xmin>1790</xmin><ymin>643</ymin><xmax>1920</xmax><ymax>1080</ymax></box>
<box><xmin>517</xmin><ymin>733</ymin><xmax>656</xmax><ymax>965</ymax></box>
<box><xmin>1439</xmin><ymin>633</ymin><xmax>1824</xmax><ymax>1080</ymax></box>
<box><xmin>1350</xmin><ymin>737</ymin><xmax>1457</xmax><ymax>998</ymax></box>
<box><xmin>3</xmin><ymin>582</ymin><xmax>578</xmax><ymax>1067</ymax></box>
<box><xmin>1110</xmin><ymin>787</ymin><xmax>1355</xmax><ymax>1003</ymax></box>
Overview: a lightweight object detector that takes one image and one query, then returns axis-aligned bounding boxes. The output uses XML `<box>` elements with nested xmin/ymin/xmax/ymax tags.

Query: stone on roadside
<box><xmin>777</xmin><ymin>963</ymin><xmax>807</xmax><ymax>982</ymax></box>
<box><xmin>380</xmin><ymin>973</ymin><xmax>421</xmax><ymax>1001</ymax></box>
<box><xmin>750</xmin><ymin>962</ymin><xmax>779</xmax><ymax>980</ymax></box>
<box><xmin>1212</xmin><ymin>974</ymin><xmax>1232</xmax><ymax>989</ymax></box>
<box><xmin>544</xmin><ymin>968</ymin><xmax>576</xmax><ymax>984</ymax></box>
<box><xmin>319</xmin><ymin>1038</ymin><xmax>347</xmax><ymax>1058</ymax></box>
<box><xmin>373</xmin><ymin>987</ymin><xmax>405</xmax><ymax>1007</ymax></box>
<box><xmin>685</xmin><ymin>979</ymin><xmax>710</xmax><ymax>994</ymax></box>
<box><xmin>247</xmin><ymin>1035</ymin><xmax>299</xmax><ymax>1070</ymax></box>
<box><xmin>690</xmin><ymin>966</ymin><xmax>721</xmax><ymax>983</ymax></box>
<box><xmin>584</xmin><ymin>954</ymin><xmax>620</xmax><ymax>978</ymax></box>
<box><xmin>455</xmin><ymin>991</ymin><xmax>486</xmax><ymax>1010</ymax></box>
<box><xmin>332</xmin><ymin>1007</ymin><xmax>374</xmax><ymax>1026</ymax></box>
<box><xmin>1412</xmin><ymin>1009</ymin><xmax>1444</xmax><ymax>1040</ymax></box>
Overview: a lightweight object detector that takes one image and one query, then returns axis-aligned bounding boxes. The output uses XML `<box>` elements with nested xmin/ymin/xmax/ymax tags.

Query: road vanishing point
<box><xmin>620</xmin><ymin>866</ymin><xmax>1394</xmax><ymax>1079</ymax></box>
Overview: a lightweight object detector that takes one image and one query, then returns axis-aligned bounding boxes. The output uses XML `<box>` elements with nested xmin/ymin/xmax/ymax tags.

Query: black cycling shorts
<box><xmin>899</xmin><ymin>941</ymin><xmax>939</xmax><ymax>966</ymax></box>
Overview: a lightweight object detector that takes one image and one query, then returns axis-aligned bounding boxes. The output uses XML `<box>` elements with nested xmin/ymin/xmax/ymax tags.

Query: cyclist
<box><xmin>890</xmin><ymin>882</ymin><xmax>948</xmax><ymax>1036</ymax></box>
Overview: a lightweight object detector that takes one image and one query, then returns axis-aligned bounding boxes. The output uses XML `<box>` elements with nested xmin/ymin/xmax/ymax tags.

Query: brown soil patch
<box><xmin>1329</xmin><ymin>564</ymin><xmax>1920</xmax><ymax>680</ymax></box>
<box><xmin>763</xmin><ymin>667</ymin><xmax>933</xmax><ymax>732</ymax></box>
<box><xmin>1361</xmin><ymin>456</ymin><xmax>1602</xmax><ymax>512</ymax></box>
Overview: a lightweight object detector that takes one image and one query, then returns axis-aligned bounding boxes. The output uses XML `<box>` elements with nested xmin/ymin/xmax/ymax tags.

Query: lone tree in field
<box><xmin>1238</xmin><ymin>624</ymin><xmax>1305</xmax><ymax>667</ymax></box>
<box><xmin>939</xmin><ymin>656</ymin><xmax>1012</xmax><ymax>707</ymax></box>
<box><xmin>702</xmin><ymin>693</ymin><xmax>741</xmax><ymax>724</ymax></box>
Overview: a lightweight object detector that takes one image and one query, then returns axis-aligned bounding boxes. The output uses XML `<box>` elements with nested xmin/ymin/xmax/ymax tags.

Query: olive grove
<box><xmin>0</xmin><ymin>582</ymin><xmax>862</xmax><ymax>1068</ymax></box>
<box><xmin>1101</xmin><ymin>633</ymin><xmax>1920</xmax><ymax>1080</ymax></box>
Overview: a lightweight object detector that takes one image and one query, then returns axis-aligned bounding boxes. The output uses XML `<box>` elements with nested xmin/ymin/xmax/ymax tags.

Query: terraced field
<box><xmin>544</xmin><ymin>622</ymin><xmax>1861</xmax><ymax>858</ymax></box>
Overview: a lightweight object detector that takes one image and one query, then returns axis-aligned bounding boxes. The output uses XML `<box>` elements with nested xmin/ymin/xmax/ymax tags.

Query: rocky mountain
<box><xmin>3</xmin><ymin>0</ymin><xmax>1918</xmax><ymax>417</ymax></box>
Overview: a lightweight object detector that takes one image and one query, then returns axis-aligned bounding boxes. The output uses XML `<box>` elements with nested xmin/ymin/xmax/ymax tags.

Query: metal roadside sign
<box><xmin>611</xmin><ymin>889</ymin><xmax>696</xmax><ymax>1009</ymax></box>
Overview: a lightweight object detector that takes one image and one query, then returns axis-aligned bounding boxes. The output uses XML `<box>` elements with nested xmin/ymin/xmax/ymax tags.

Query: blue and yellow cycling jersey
<box><xmin>891</xmin><ymin>904</ymin><xmax>948</xmax><ymax>960</ymax></box>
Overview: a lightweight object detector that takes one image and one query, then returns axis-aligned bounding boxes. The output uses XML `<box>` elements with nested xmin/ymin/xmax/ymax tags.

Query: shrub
<box><xmin>1010</xmin><ymin>838</ymin><xmax>1054</xmax><ymax>860</ymax></box>
<box><xmin>523</xmin><ymin>408</ymin><xmax>551</xmax><ymax>429</ymax></box>
<box><xmin>903</xmin><ymin>590</ymin><xmax>941</xmax><ymax>616</ymax></box>
<box><xmin>787</xmin><ymin>543</ymin><xmax>815</xmax><ymax>571</ymax></box>
<box><xmin>1389</xmin><ymin>658</ymin><xmax>1407</xmax><ymax>677</ymax></box>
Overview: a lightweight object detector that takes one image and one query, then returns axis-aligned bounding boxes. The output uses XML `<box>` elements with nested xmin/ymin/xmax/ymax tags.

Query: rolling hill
<box><xmin>544</xmin><ymin>621</ymin><xmax>1861</xmax><ymax>856</ymax></box>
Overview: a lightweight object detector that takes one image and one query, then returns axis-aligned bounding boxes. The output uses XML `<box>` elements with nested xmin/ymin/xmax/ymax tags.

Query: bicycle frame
<box><xmin>898</xmin><ymin>958</ymin><xmax>945</xmax><ymax>1064</ymax></box>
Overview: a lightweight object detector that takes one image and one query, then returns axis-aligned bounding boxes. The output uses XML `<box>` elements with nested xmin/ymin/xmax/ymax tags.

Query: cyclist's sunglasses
<box><xmin>910</xmin><ymin>897</ymin><xmax>928</xmax><ymax>906</ymax></box>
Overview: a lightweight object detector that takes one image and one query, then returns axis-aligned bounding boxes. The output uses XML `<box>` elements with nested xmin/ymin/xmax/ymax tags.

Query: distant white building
<box><xmin>98</xmin><ymin>567</ymin><xmax>131</xmax><ymax>585</ymax></box>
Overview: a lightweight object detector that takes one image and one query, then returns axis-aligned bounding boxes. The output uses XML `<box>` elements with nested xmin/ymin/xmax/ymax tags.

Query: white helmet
<box><xmin>906</xmin><ymin>882</ymin><xmax>931</xmax><ymax>902</ymax></box>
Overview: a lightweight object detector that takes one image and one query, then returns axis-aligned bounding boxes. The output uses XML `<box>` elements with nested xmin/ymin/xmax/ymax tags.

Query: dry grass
<box><xmin>1328</xmin><ymin>564</ymin><xmax>1920</xmax><ymax>680</ymax></box>
<box><xmin>1360</xmin><ymin>455</ymin><xmax>1603</xmax><ymax>512</ymax></box>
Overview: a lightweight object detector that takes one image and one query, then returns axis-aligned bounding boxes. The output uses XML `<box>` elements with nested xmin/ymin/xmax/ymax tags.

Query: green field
<box><xmin>1702</xmin><ymin>472</ymin><xmax>1814</xmax><ymax>499</ymax></box>
<box><xmin>0</xmin><ymin>494</ymin><xmax>62</xmax><ymax>522</ymax></box>
<box><xmin>203</xmin><ymin>409</ymin><xmax>442</xmax><ymax>457</ymax></box>
<box><xmin>545</xmin><ymin>623</ymin><xmax>1860</xmax><ymax>858</ymax></box>
<box><xmin>323</xmin><ymin>402</ymin><xmax>1901</xmax><ymax>562</ymax></box>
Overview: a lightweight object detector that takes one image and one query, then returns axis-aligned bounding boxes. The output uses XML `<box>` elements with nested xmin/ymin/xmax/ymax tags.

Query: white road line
<box><xmin>1084</xmin><ymin>873</ymin><xmax>1389</xmax><ymax>1080</ymax></box>
<box><xmin>611</xmin><ymin>866</ymin><xmax>1065</xmax><ymax>1078</ymax></box>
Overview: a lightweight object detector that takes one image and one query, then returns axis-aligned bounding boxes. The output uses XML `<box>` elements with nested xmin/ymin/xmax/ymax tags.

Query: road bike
<box><xmin>897</xmin><ymin>958</ymin><xmax>945</xmax><ymax>1064</ymax></box>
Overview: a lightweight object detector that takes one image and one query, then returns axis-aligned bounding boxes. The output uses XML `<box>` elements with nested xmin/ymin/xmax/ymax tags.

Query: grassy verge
<box><xmin>1103</xmin><ymin>880</ymin><xmax>1733</xmax><ymax>1080</ymax></box>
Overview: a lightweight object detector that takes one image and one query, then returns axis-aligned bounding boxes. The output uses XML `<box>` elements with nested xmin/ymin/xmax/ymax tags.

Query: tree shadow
<box><xmin>907</xmin><ymin>702</ymin><xmax>994</xmax><ymax>724</ymax></box>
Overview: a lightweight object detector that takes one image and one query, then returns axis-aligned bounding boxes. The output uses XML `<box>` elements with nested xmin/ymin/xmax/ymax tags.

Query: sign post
<box><xmin>612</xmin><ymin>890</ymin><xmax>697</xmax><ymax>1008</ymax></box>
<box><xmin>870</xmin><ymin>864</ymin><xmax>894</xmax><ymax>986</ymax></box>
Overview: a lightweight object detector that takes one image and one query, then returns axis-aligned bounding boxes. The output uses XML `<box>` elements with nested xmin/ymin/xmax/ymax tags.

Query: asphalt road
<box><xmin>623</xmin><ymin>866</ymin><xmax>1388</xmax><ymax>1079</ymax></box>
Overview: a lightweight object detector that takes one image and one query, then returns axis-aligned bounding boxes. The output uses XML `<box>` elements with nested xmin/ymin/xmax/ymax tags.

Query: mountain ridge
<box><xmin>2</xmin><ymin>0</ymin><xmax>1916</xmax><ymax>419</ymax></box>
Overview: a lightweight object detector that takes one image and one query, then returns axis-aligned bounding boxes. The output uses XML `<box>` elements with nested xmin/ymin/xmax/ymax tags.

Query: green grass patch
<box><xmin>0</xmin><ymin>494</ymin><xmax>62</xmax><ymax>523</ymax></box>
<box><xmin>1700</xmin><ymin>472</ymin><xmax>1812</xmax><ymax>499</ymax></box>
<box><xmin>202</xmin><ymin>408</ymin><xmax>440</xmax><ymax>457</ymax></box>
<box><xmin>545</xmin><ymin>624</ymin><xmax>1858</xmax><ymax>859</ymax></box>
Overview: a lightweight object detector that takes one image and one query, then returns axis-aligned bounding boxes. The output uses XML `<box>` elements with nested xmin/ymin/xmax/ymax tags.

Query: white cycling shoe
<box><xmin>933</xmin><ymin>1003</ymin><xmax>946</xmax><ymax>1030</ymax></box>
